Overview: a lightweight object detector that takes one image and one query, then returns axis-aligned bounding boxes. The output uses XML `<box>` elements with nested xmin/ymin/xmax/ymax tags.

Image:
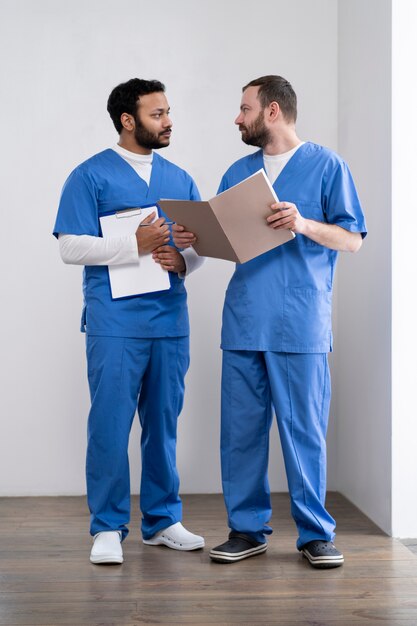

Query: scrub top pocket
<box><xmin>282</xmin><ymin>287</ymin><xmax>332</xmax><ymax>352</ymax></box>
<box><xmin>292</xmin><ymin>201</ymin><xmax>326</xmax><ymax>247</ymax></box>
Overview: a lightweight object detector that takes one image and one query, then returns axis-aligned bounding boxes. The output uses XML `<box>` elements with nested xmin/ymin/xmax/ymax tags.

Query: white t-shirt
<box><xmin>263</xmin><ymin>142</ymin><xmax>304</xmax><ymax>184</ymax></box>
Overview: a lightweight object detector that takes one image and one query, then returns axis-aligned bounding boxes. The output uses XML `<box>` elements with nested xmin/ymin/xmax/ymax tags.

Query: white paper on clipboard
<box><xmin>99</xmin><ymin>205</ymin><xmax>170</xmax><ymax>299</ymax></box>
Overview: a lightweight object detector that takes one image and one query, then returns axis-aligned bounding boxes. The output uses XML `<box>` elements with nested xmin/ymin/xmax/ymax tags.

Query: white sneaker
<box><xmin>90</xmin><ymin>531</ymin><xmax>123</xmax><ymax>564</ymax></box>
<box><xmin>143</xmin><ymin>522</ymin><xmax>205</xmax><ymax>551</ymax></box>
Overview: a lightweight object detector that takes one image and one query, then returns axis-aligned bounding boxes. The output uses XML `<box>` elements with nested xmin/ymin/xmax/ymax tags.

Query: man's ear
<box><xmin>268</xmin><ymin>101</ymin><xmax>280</xmax><ymax>122</ymax></box>
<box><xmin>120</xmin><ymin>112</ymin><xmax>135</xmax><ymax>131</ymax></box>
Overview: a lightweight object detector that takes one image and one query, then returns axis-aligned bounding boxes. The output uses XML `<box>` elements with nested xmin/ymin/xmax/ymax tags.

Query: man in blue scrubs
<box><xmin>174</xmin><ymin>75</ymin><xmax>366</xmax><ymax>568</ymax></box>
<box><xmin>54</xmin><ymin>78</ymin><xmax>204</xmax><ymax>564</ymax></box>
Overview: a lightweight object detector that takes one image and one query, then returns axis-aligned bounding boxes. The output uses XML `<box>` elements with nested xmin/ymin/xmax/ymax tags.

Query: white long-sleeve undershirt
<box><xmin>58</xmin><ymin>233</ymin><xmax>204</xmax><ymax>276</ymax></box>
<box><xmin>58</xmin><ymin>233</ymin><xmax>139</xmax><ymax>266</ymax></box>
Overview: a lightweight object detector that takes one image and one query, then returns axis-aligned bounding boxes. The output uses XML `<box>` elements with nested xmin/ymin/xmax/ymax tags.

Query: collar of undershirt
<box><xmin>263</xmin><ymin>141</ymin><xmax>305</xmax><ymax>162</ymax></box>
<box><xmin>112</xmin><ymin>143</ymin><xmax>153</xmax><ymax>164</ymax></box>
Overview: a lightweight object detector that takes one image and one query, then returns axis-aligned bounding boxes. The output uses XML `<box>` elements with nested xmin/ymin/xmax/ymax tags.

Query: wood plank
<box><xmin>0</xmin><ymin>493</ymin><xmax>417</xmax><ymax>625</ymax></box>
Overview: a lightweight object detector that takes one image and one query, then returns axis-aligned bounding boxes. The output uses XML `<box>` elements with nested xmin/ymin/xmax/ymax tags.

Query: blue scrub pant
<box><xmin>221</xmin><ymin>350</ymin><xmax>336</xmax><ymax>549</ymax></box>
<box><xmin>86</xmin><ymin>335</ymin><xmax>189</xmax><ymax>540</ymax></box>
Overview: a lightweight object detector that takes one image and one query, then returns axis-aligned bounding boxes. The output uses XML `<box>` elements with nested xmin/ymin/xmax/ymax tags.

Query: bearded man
<box><xmin>54</xmin><ymin>78</ymin><xmax>204</xmax><ymax>564</ymax></box>
<box><xmin>174</xmin><ymin>75</ymin><xmax>366</xmax><ymax>569</ymax></box>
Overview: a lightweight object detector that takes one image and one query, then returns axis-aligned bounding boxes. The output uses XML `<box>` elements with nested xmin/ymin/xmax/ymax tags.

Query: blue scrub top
<box><xmin>53</xmin><ymin>149</ymin><xmax>200</xmax><ymax>338</ymax></box>
<box><xmin>219</xmin><ymin>142</ymin><xmax>367</xmax><ymax>353</ymax></box>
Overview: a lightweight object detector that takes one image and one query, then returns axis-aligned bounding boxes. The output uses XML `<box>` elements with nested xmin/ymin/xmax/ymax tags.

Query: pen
<box><xmin>139</xmin><ymin>221</ymin><xmax>174</xmax><ymax>227</ymax></box>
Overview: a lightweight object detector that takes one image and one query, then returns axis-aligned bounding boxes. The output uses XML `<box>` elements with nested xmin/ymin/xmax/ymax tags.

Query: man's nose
<box><xmin>235</xmin><ymin>112</ymin><xmax>243</xmax><ymax>125</ymax></box>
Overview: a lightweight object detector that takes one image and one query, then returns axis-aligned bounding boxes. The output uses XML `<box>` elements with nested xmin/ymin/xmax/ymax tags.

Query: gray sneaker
<box><xmin>300</xmin><ymin>540</ymin><xmax>344</xmax><ymax>568</ymax></box>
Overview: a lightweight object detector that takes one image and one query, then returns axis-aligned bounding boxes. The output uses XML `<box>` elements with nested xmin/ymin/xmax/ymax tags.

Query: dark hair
<box><xmin>107</xmin><ymin>78</ymin><xmax>166</xmax><ymax>133</ymax></box>
<box><xmin>243</xmin><ymin>75</ymin><xmax>297</xmax><ymax>123</ymax></box>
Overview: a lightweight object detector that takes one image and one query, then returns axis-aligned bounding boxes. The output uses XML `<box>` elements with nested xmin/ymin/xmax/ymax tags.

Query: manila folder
<box><xmin>159</xmin><ymin>169</ymin><xmax>295</xmax><ymax>264</ymax></box>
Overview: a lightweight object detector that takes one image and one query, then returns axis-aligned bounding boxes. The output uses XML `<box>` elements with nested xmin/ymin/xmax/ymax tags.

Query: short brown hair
<box><xmin>243</xmin><ymin>75</ymin><xmax>297</xmax><ymax>123</ymax></box>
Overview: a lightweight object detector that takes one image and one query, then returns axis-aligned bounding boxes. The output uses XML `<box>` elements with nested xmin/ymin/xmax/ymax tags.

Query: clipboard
<box><xmin>99</xmin><ymin>204</ymin><xmax>170</xmax><ymax>299</ymax></box>
<box><xmin>159</xmin><ymin>169</ymin><xmax>295</xmax><ymax>264</ymax></box>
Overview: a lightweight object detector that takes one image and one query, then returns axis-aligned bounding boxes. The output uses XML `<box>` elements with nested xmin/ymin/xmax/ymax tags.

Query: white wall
<box><xmin>336</xmin><ymin>0</ymin><xmax>392</xmax><ymax>533</ymax></box>
<box><xmin>0</xmin><ymin>0</ymin><xmax>339</xmax><ymax>495</ymax></box>
<box><xmin>391</xmin><ymin>0</ymin><xmax>417</xmax><ymax>537</ymax></box>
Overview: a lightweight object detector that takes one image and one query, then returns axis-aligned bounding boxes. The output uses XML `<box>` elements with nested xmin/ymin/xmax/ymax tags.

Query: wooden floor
<box><xmin>1</xmin><ymin>493</ymin><xmax>417</xmax><ymax>625</ymax></box>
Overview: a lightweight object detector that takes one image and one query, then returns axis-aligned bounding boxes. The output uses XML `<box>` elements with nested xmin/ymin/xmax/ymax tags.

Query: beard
<box><xmin>134</xmin><ymin>116</ymin><xmax>171</xmax><ymax>150</ymax></box>
<box><xmin>239</xmin><ymin>111</ymin><xmax>271</xmax><ymax>148</ymax></box>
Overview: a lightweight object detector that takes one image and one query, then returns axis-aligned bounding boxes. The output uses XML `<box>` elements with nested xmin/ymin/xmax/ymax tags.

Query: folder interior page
<box><xmin>209</xmin><ymin>169</ymin><xmax>295</xmax><ymax>264</ymax></box>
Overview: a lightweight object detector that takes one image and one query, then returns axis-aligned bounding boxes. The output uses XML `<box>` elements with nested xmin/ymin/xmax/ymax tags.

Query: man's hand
<box><xmin>135</xmin><ymin>212</ymin><xmax>170</xmax><ymax>254</ymax></box>
<box><xmin>266</xmin><ymin>202</ymin><xmax>306</xmax><ymax>234</ymax></box>
<box><xmin>172</xmin><ymin>223</ymin><xmax>197</xmax><ymax>249</ymax></box>
<box><xmin>267</xmin><ymin>201</ymin><xmax>363</xmax><ymax>252</ymax></box>
<box><xmin>152</xmin><ymin>245</ymin><xmax>186</xmax><ymax>273</ymax></box>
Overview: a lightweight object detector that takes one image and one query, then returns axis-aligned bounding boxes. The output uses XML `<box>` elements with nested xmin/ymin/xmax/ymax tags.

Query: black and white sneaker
<box><xmin>209</xmin><ymin>531</ymin><xmax>267</xmax><ymax>563</ymax></box>
<box><xmin>300</xmin><ymin>540</ymin><xmax>344</xmax><ymax>568</ymax></box>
